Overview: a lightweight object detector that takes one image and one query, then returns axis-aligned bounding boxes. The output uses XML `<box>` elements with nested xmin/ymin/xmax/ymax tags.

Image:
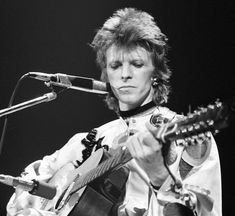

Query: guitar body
<box><xmin>66</xmin><ymin>185</ymin><xmax>115</xmax><ymax>216</ymax></box>
<box><xmin>33</xmin><ymin>149</ymin><xmax>104</xmax><ymax>212</ymax></box>
<box><xmin>58</xmin><ymin>150</ymin><xmax>129</xmax><ymax>216</ymax></box>
<box><xmin>70</xmin><ymin>173</ymin><xmax>128</xmax><ymax>215</ymax></box>
<box><xmin>36</xmin><ymin>148</ymin><xmax>129</xmax><ymax>216</ymax></box>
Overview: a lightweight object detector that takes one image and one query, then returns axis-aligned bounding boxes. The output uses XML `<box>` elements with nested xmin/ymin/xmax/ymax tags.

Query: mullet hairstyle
<box><xmin>91</xmin><ymin>8</ymin><xmax>172</xmax><ymax>114</ymax></box>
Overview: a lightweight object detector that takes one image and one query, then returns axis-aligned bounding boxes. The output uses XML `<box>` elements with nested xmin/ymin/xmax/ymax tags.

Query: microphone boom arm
<box><xmin>0</xmin><ymin>92</ymin><xmax>57</xmax><ymax>118</ymax></box>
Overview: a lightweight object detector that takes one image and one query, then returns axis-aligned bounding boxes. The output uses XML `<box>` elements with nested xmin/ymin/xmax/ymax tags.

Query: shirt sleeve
<box><xmin>6</xmin><ymin>132</ymin><xmax>87</xmax><ymax>216</ymax></box>
<box><xmin>155</xmin><ymin>134</ymin><xmax>222</xmax><ymax>216</ymax></box>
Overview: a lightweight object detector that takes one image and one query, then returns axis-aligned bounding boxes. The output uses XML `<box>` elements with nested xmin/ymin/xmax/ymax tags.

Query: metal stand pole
<box><xmin>0</xmin><ymin>92</ymin><xmax>57</xmax><ymax>118</ymax></box>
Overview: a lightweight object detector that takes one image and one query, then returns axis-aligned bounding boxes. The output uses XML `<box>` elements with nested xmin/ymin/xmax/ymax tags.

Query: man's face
<box><xmin>106</xmin><ymin>44</ymin><xmax>155</xmax><ymax>111</ymax></box>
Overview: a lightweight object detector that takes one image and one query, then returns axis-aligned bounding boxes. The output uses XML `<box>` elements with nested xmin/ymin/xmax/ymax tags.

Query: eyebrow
<box><xmin>108</xmin><ymin>56</ymin><xmax>145</xmax><ymax>62</ymax></box>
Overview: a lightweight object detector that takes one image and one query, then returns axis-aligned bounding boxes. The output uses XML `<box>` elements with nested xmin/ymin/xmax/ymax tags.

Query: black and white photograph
<box><xmin>0</xmin><ymin>1</ymin><xmax>234</xmax><ymax>216</ymax></box>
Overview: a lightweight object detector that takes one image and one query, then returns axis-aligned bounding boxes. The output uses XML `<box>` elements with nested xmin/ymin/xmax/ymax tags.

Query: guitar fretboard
<box><xmin>70</xmin><ymin>147</ymin><xmax>132</xmax><ymax>194</ymax></box>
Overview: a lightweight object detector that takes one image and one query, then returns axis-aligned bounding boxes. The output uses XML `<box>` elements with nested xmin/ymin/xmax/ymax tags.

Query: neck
<box><xmin>119</xmin><ymin>100</ymin><xmax>156</xmax><ymax>119</ymax></box>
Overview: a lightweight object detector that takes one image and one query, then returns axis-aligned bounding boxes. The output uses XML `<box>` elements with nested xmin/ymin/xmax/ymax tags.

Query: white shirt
<box><xmin>6</xmin><ymin>106</ymin><xmax>222</xmax><ymax>216</ymax></box>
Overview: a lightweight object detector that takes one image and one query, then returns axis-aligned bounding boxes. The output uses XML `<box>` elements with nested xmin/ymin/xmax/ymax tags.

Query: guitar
<box><xmin>35</xmin><ymin>98</ymin><xmax>234</xmax><ymax>216</ymax></box>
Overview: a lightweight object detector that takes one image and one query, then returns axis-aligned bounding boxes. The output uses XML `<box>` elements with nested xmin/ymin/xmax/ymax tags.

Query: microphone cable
<box><xmin>0</xmin><ymin>74</ymin><xmax>28</xmax><ymax>155</ymax></box>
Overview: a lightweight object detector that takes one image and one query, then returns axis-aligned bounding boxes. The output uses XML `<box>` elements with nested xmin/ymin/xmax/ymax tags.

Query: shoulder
<box><xmin>67</xmin><ymin>132</ymin><xmax>88</xmax><ymax>144</ymax></box>
<box><xmin>55</xmin><ymin>132</ymin><xmax>88</xmax><ymax>162</ymax></box>
<box><xmin>155</xmin><ymin>106</ymin><xmax>177</xmax><ymax>118</ymax></box>
<box><xmin>95</xmin><ymin>118</ymin><xmax>122</xmax><ymax>135</ymax></box>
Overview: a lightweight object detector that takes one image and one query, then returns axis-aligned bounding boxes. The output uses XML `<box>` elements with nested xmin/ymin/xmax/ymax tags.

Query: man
<box><xmin>7</xmin><ymin>8</ymin><xmax>221</xmax><ymax>216</ymax></box>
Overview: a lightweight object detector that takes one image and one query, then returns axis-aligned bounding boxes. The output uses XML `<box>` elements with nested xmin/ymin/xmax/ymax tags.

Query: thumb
<box><xmin>145</xmin><ymin>121</ymin><xmax>160</xmax><ymax>140</ymax></box>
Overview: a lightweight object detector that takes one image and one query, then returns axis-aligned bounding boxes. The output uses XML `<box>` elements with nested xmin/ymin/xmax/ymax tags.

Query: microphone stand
<box><xmin>0</xmin><ymin>92</ymin><xmax>57</xmax><ymax>118</ymax></box>
<box><xmin>0</xmin><ymin>92</ymin><xmax>58</xmax><ymax>199</ymax></box>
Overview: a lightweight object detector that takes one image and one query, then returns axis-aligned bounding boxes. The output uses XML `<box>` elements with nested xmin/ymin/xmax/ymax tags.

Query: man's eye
<box><xmin>132</xmin><ymin>62</ymin><xmax>144</xmax><ymax>68</ymax></box>
<box><xmin>110</xmin><ymin>63</ymin><xmax>121</xmax><ymax>70</ymax></box>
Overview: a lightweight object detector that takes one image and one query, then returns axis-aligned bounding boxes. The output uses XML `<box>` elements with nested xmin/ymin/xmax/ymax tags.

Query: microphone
<box><xmin>26</xmin><ymin>72</ymin><xmax>109</xmax><ymax>94</ymax></box>
<box><xmin>0</xmin><ymin>174</ymin><xmax>56</xmax><ymax>200</ymax></box>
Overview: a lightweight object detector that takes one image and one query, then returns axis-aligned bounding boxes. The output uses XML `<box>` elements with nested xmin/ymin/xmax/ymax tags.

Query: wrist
<box><xmin>148</xmin><ymin>168</ymin><xmax>169</xmax><ymax>187</ymax></box>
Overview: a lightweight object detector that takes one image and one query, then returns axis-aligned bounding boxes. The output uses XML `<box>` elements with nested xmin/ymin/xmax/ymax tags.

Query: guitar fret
<box><xmin>102</xmin><ymin>155</ymin><xmax>118</xmax><ymax>172</ymax></box>
<box><xmin>72</xmin><ymin>151</ymin><xmax>125</xmax><ymax>191</ymax></box>
<box><xmin>76</xmin><ymin>160</ymin><xmax>110</xmax><ymax>189</ymax></box>
<box><xmin>91</xmin><ymin>164</ymin><xmax>104</xmax><ymax>180</ymax></box>
<box><xmin>108</xmin><ymin>155</ymin><xmax>119</xmax><ymax>169</ymax></box>
<box><xmin>83</xmin><ymin>171</ymin><xmax>94</xmax><ymax>184</ymax></box>
<box><xmin>79</xmin><ymin>172</ymin><xmax>93</xmax><ymax>188</ymax></box>
<box><xmin>112</xmin><ymin>152</ymin><xmax>123</xmax><ymax>168</ymax></box>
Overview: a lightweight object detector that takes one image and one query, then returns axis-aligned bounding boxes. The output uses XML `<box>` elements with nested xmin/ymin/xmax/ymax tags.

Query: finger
<box><xmin>146</xmin><ymin>121</ymin><xmax>168</xmax><ymax>145</ymax></box>
<box><xmin>141</xmin><ymin>131</ymin><xmax>162</xmax><ymax>153</ymax></box>
<box><xmin>145</xmin><ymin>121</ymin><xmax>159</xmax><ymax>138</ymax></box>
<box><xmin>128</xmin><ymin>132</ymin><xmax>161</xmax><ymax>160</ymax></box>
<box><xmin>126</xmin><ymin>134</ymin><xmax>142</xmax><ymax>158</ymax></box>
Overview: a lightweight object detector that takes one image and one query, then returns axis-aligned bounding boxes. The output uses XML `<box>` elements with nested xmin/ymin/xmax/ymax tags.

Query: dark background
<box><xmin>0</xmin><ymin>0</ymin><xmax>234</xmax><ymax>215</ymax></box>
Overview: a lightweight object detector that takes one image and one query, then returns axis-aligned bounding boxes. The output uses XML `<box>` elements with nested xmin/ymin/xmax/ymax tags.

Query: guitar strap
<box><xmin>80</xmin><ymin>129</ymin><xmax>106</xmax><ymax>164</ymax></box>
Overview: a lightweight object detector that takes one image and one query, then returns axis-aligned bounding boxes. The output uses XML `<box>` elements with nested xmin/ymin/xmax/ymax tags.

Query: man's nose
<box><xmin>121</xmin><ymin>65</ymin><xmax>132</xmax><ymax>80</ymax></box>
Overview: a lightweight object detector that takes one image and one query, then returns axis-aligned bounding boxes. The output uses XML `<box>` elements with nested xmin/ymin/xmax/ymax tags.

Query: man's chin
<box><xmin>118</xmin><ymin>97</ymin><xmax>142</xmax><ymax>110</ymax></box>
<box><xmin>119</xmin><ymin>97</ymin><xmax>136</xmax><ymax>105</ymax></box>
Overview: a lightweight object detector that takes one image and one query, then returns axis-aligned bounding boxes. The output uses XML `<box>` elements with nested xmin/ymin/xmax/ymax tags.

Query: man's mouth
<box><xmin>118</xmin><ymin>86</ymin><xmax>135</xmax><ymax>90</ymax></box>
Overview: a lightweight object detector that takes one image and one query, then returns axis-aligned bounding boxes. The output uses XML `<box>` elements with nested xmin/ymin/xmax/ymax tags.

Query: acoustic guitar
<box><xmin>34</xmin><ymin>98</ymin><xmax>234</xmax><ymax>216</ymax></box>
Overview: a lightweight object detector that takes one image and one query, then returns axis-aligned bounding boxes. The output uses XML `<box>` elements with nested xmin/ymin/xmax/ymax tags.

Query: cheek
<box><xmin>106</xmin><ymin>71</ymin><xmax>117</xmax><ymax>85</ymax></box>
<box><xmin>106</xmin><ymin>71</ymin><xmax>118</xmax><ymax>95</ymax></box>
<box><xmin>140</xmin><ymin>74</ymin><xmax>152</xmax><ymax>88</ymax></box>
<box><xmin>140</xmin><ymin>82</ymin><xmax>152</xmax><ymax>94</ymax></box>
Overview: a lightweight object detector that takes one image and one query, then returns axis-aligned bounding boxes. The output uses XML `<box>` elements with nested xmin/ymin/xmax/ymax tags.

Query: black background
<box><xmin>0</xmin><ymin>0</ymin><xmax>234</xmax><ymax>215</ymax></box>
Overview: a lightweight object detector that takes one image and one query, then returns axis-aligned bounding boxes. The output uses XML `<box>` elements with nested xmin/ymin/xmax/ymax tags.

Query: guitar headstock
<box><xmin>159</xmin><ymin>97</ymin><xmax>235</xmax><ymax>144</ymax></box>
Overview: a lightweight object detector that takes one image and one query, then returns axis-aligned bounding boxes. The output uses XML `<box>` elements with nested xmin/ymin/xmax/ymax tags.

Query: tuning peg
<box><xmin>181</xmin><ymin>128</ymin><xmax>188</xmax><ymax>134</ymax></box>
<box><xmin>187</xmin><ymin>133</ymin><xmax>210</xmax><ymax>146</ymax></box>
<box><xmin>193</xmin><ymin>109</ymin><xmax>200</xmax><ymax>114</ymax></box>
<box><xmin>198</xmin><ymin>107</ymin><xmax>207</xmax><ymax>112</ymax></box>
<box><xmin>183</xmin><ymin>137</ymin><xmax>191</xmax><ymax>146</ymax></box>
<box><xmin>186</xmin><ymin>125</ymin><xmax>194</xmax><ymax>132</ymax></box>
<box><xmin>213</xmin><ymin>129</ymin><xmax>220</xmax><ymax>135</ymax></box>
<box><xmin>206</xmin><ymin>120</ymin><xmax>214</xmax><ymax>126</ymax></box>
<box><xmin>215</xmin><ymin>98</ymin><xmax>221</xmax><ymax>105</ymax></box>
<box><xmin>198</xmin><ymin>133</ymin><xmax>208</xmax><ymax>141</ymax></box>
<box><xmin>189</xmin><ymin>137</ymin><xmax>198</xmax><ymax>146</ymax></box>
<box><xmin>199</xmin><ymin>121</ymin><xmax>207</xmax><ymax>128</ymax></box>
<box><xmin>193</xmin><ymin>123</ymin><xmax>201</xmax><ymax>131</ymax></box>
<box><xmin>207</xmin><ymin>99</ymin><xmax>222</xmax><ymax>109</ymax></box>
<box><xmin>207</xmin><ymin>104</ymin><xmax>215</xmax><ymax>110</ymax></box>
<box><xmin>183</xmin><ymin>136</ymin><xmax>199</xmax><ymax>146</ymax></box>
<box><xmin>204</xmin><ymin>132</ymin><xmax>212</xmax><ymax>140</ymax></box>
<box><xmin>186</xmin><ymin>113</ymin><xmax>194</xmax><ymax>119</ymax></box>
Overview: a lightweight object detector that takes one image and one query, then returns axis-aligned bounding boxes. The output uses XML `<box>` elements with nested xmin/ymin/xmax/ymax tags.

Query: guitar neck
<box><xmin>71</xmin><ymin>146</ymin><xmax>132</xmax><ymax>193</ymax></box>
<box><xmin>70</xmin><ymin>97</ymin><xmax>235</xmax><ymax>195</ymax></box>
